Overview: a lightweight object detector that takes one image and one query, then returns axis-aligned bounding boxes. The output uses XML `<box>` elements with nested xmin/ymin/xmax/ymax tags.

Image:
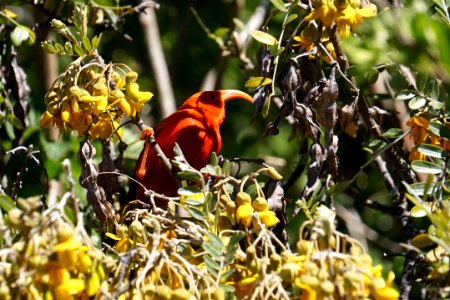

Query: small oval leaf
<box><xmin>0</xmin><ymin>194</ymin><xmax>15</xmax><ymax>212</ymax></box>
<box><xmin>395</xmin><ymin>90</ymin><xmax>416</xmax><ymax>101</ymax></box>
<box><xmin>250</xmin><ymin>30</ymin><xmax>278</xmax><ymax>45</ymax></box>
<box><xmin>408</xmin><ymin>182</ymin><xmax>435</xmax><ymax>196</ymax></box>
<box><xmin>382</xmin><ymin>128</ymin><xmax>403</xmax><ymax>139</ymax></box>
<box><xmin>245</xmin><ymin>77</ymin><xmax>272</xmax><ymax>88</ymax></box>
<box><xmin>411</xmin><ymin>160</ymin><xmax>442</xmax><ymax>174</ymax></box>
<box><xmin>428</xmin><ymin>121</ymin><xmax>450</xmax><ymax>139</ymax></box>
<box><xmin>416</xmin><ymin>143</ymin><xmax>449</xmax><ymax>158</ymax></box>
<box><xmin>271</xmin><ymin>0</ymin><xmax>287</xmax><ymax>12</ymax></box>
<box><xmin>411</xmin><ymin>233</ymin><xmax>435</xmax><ymax>248</ymax></box>
<box><xmin>408</xmin><ymin>96</ymin><xmax>426</xmax><ymax>110</ymax></box>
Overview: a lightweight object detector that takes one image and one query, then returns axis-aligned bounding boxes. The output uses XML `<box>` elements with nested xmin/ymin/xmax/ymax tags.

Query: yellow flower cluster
<box><xmin>1</xmin><ymin>197</ymin><xmax>106</xmax><ymax>299</ymax></box>
<box><xmin>306</xmin><ymin>0</ymin><xmax>377</xmax><ymax>37</ymax></box>
<box><xmin>40</xmin><ymin>63</ymin><xmax>153</xmax><ymax>140</ymax></box>
<box><xmin>293</xmin><ymin>0</ymin><xmax>377</xmax><ymax>63</ymax></box>
<box><xmin>406</xmin><ymin>114</ymin><xmax>450</xmax><ymax>161</ymax></box>
<box><xmin>44</xmin><ymin>223</ymin><xmax>105</xmax><ymax>299</ymax></box>
<box><xmin>233</xmin><ymin>192</ymin><xmax>279</xmax><ymax>229</ymax></box>
<box><xmin>231</xmin><ymin>219</ymin><xmax>399</xmax><ymax>300</ymax></box>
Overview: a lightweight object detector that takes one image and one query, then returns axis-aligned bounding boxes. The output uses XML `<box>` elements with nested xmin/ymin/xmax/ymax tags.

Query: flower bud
<box><xmin>280</xmin><ymin>262</ymin><xmax>299</xmax><ymax>283</ymax></box>
<box><xmin>236</xmin><ymin>192</ymin><xmax>252</xmax><ymax>206</ymax></box>
<box><xmin>266</xmin><ymin>167</ymin><xmax>283</xmax><ymax>180</ymax></box>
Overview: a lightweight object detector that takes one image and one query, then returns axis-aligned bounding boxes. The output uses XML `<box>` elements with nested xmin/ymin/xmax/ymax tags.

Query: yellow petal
<box><xmin>236</xmin><ymin>204</ymin><xmax>254</xmax><ymax>227</ymax></box>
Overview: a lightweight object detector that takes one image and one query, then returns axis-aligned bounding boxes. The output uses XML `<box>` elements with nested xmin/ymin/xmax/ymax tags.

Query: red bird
<box><xmin>132</xmin><ymin>90</ymin><xmax>253</xmax><ymax>204</ymax></box>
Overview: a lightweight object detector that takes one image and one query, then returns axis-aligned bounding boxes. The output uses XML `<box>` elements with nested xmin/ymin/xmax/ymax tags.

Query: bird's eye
<box><xmin>210</xmin><ymin>95</ymin><xmax>216</xmax><ymax>101</ymax></box>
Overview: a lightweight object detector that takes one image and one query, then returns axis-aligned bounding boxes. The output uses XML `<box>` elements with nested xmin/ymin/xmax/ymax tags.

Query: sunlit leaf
<box><xmin>91</xmin><ymin>34</ymin><xmax>102</xmax><ymax>49</ymax></box>
<box><xmin>327</xmin><ymin>179</ymin><xmax>352</xmax><ymax>195</ymax></box>
<box><xmin>428</xmin><ymin>100</ymin><xmax>444</xmax><ymax>109</ymax></box>
<box><xmin>73</xmin><ymin>43</ymin><xmax>84</xmax><ymax>56</ymax></box>
<box><xmin>382</xmin><ymin>128</ymin><xmax>403</xmax><ymax>138</ymax></box>
<box><xmin>411</xmin><ymin>202</ymin><xmax>435</xmax><ymax>217</ymax></box>
<box><xmin>82</xmin><ymin>36</ymin><xmax>92</xmax><ymax>51</ymax></box>
<box><xmin>416</xmin><ymin>143</ymin><xmax>449</xmax><ymax>158</ymax></box>
<box><xmin>428</xmin><ymin>120</ymin><xmax>450</xmax><ymax>139</ymax></box>
<box><xmin>0</xmin><ymin>194</ymin><xmax>15</xmax><ymax>212</ymax></box>
<box><xmin>408</xmin><ymin>96</ymin><xmax>426</xmax><ymax>110</ymax></box>
<box><xmin>271</xmin><ymin>0</ymin><xmax>287</xmax><ymax>12</ymax></box>
<box><xmin>245</xmin><ymin>77</ymin><xmax>272</xmax><ymax>88</ymax></box>
<box><xmin>250</xmin><ymin>30</ymin><xmax>278</xmax><ymax>45</ymax></box>
<box><xmin>411</xmin><ymin>160</ymin><xmax>442</xmax><ymax>174</ymax></box>
<box><xmin>408</xmin><ymin>182</ymin><xmax>435</xmax><ymax>196</ymax></box>
<box><xmin>286</xmin><ymin>14</ymin><xmax>298</xmax><ymax>25</ymax></box>
<box><xmin>177</xmin><ymin>170</ymin><xmax>202</xmax><ymax>182</ymax></box>
<box><xmin>395</xmin><ymin>90</ymin><xmax>416</xmax><ymax>101</ymax></box>
<box><xmin>203</xmin><ymin>256</ymin><xmax>219</xmax><ymax>275</ymax></box>
<box><xmin>411</xmin><ymin>233</ymin><xmax>435</xmax><ymax>248</ymax></box>
<box><xmin>187</xmin><ymin>207</ymin><xmax>207</xmax><ymax>221</ymax></box>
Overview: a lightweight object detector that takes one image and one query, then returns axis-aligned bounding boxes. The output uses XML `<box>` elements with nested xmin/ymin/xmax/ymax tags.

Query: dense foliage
<box><xmin>1</xmin><ymin>0</ymin><xmax>450</xmax><ymax>299</ymax></box>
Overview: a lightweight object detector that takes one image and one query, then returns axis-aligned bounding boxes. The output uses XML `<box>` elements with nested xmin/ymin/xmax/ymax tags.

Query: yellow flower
<box><xmin>53</xmin><ymin>238</ymin><xmax>82</xmax><ymax>269</ymax></box>
<box><xmin>372</xmin><ymin>271</ymin><xmax>399</xmax><ymax>300</ymax></box>
<box><xmin>235</xmin><ymin>274</ymin><xmax>259</xmax><ymax>298</ymax></box>
<box><xmin>256</xmin><ymin>210</ymin><xmax>280</xmax><ymax>228</ymax></box>
<box><xmin>89</xmin><ymin>114</ymin><xmax>122</xmax><ymax>140</ymax></box>
<box><xmin>236</xmin><ymin>203</ymin><xmax>254</xmax><ymax>227</ymax></box>
<box><xmin>406</xmin><ymin>115</ymin><xmax>429</xmax><ymax>144</ymax></box>
<box><xmin>295</xmin><ymin>276</ymin><xmax>318</xmax><ymax>300</ymax></box>
<box><xmin>53</xmin><ymin>278</ymin><xmax>85</xmax><ymax>299</ymax></box>
<box><xmin>292</xmin><ymin>24</ymin><xmax>318</xmax><ymax>51</ymax></box>
<box><xmin>305</xmin><ymin>0</ymin><xmax>376</xmax><ymax>36</ymax></box>
<box><xmin>305</xmin><ymin>0</ymin><xmax>337</xmax><ymax>27</ymax></box>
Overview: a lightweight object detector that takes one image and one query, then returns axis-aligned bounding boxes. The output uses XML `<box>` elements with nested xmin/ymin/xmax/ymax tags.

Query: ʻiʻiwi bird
<box><xmin>132</xmin><ymin>90</ymin><xmax>253</xmax><ymax>206</ymax></box>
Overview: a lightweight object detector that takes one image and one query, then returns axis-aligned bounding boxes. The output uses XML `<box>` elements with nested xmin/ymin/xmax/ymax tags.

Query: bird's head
<box><xmin>179</xmin><ymin>90</ymin><xmax>253</xmax><ymax>124</ymax></box>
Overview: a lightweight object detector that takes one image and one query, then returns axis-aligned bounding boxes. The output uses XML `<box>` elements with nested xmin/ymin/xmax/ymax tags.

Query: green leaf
<box><xmin>356</xmin><ymin>172</ymin><xmax>368</xmax><ymax>190</ymax></box>
<box><xmin>177</xmin><ymin>170</ymin><xmax>202</xmax><ymax>182</ymax></box>
<box><xmin>91</xmin><ymin>33</ymin><xmax>102</xmax><ymax>49</ymax></box>
<box><xmin>285</xmin><ymin>14</ymin><xmax>298</xmax><ymax>25</ymax></box>
<box><xmin>428</xmin><ymin>120</ymin><xmax>450</xmax><ymax>139</ymax></box>
<box><xmin>186</xmin><ymin>207</ymin><xmax>207</xmax><ymax>221</ymax></box>
<box><xmin>411</xmin><ymin>202</ymin><xmax>435</xmax><ymax>218</ymax></box>
<box><xmin>408</xmin><ymin>182</ymin><xmax>435</xmax><ymax>196</ymax></box>
<box><xmin>73</xmin><ymin>43</ymin><xmax>84</xmax><ymax>56</ymax></box>
<box><xmin>382</xmin><ymin>128</ymin><xmax>403</xmax><ymax>138</ymax></box>
<box><xmin>250</xmin><ymin>30</ymin><xmax>278</xmax><ymax>45</ymax></box>
<box><xmin>220</xmin><ymin>269</ymin><xmax>235</xmax><ymax>281</ymax></box>
<box><xmin>408</xmin><ymin>96</ymin><xmax>427</xmax><ymax>110</ymax></box>
<box><xmin>210</xmin><ymin>152</ymin><xmax>218</xmax><ymax>166</ymax></box>
<box><xmin>411</xmin><ymin>160</ymin><xmax>442</xmax><ymax>174</ymax></box>
<box><xmin>177</xmin><ymin>186</ymin><xmax>202</xmax><ymax>196</ymax></box>
<box><xmin>64</xmin><ymin>42</ymin><xmax>73</xmax><ymax>54</ymax></box>
<box><xmin>411</xmin><ymin>233</ymin><xmax>435</xmax><ymax>248</ymax></box>
<box><xmin>262</xmin><ymin>95</ymin><xmax>271</xmax><ymax>118</ymax></box>
<box><xmin>245</xmin><ymin>77</ymin><xmax>272</xmax><ymax>88</ymax></box>
<box><xmin>82</xmin><ymin>36</ymin><xmax>92</xmax><ymax>51</ymax></box>
<box><xmin>416</xmin><ymin>143</ymin><xmax>449</xmax><ymax>158</ymax></box>
<box><xmin>203</xmin><ymin>256</ymin><xmax>219</xmax><ymax>275</ymax></box>
<box><xmin>0</xmin><ymin>194</ymin><xmax>15</xmax><ymax>212</ymax></box>
<box><xmin>203</xmin><ymin>241</ymin><xmax>222</xmax><ymax>258</ymax></box>
<box><xmin>327</xmin><ymin>179</ymin><xmax>352</xmax><ymax>195</ymax></box>
<box><xmin>428</xmin><ymin>101</ymin><xmax>444</xmax><ymax>110</ymax></box>
<box><xmin>7</xmin><ymin>114</ymin><xmax>23</xmax><ymax>129</ymax></box>
<box><xmin>271</xmin><ymin>0</ymin><xmax>287</xmax><ymax>12</ymax></box>
<box><xmin>200</xmin><ymin>164</ymin><xmax>217</xmax><ymax>176</ymax></box>
<box><xmin>395</xmin><ymin>90</ymin><xmax>416</xmax><ymax>101</ymax></box>
<box><xmin>54</xmin><ymin>43</ymin><xmax>65</xmax><ymax>55</ymax></box>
